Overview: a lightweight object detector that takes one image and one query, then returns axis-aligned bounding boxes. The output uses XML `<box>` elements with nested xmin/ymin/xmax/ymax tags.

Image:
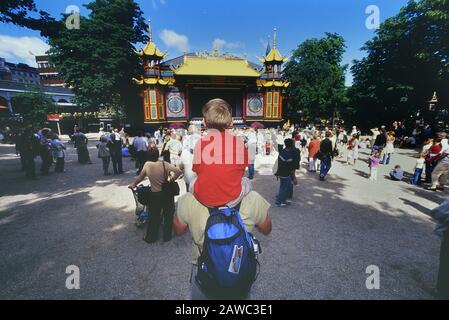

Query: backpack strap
<box><xmin>206</xmin><ymin>202</ymin><xmax>242</xmax><ymax>215</ymax></box>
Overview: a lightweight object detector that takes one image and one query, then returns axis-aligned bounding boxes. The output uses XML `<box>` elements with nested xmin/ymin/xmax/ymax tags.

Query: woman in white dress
<box><xmin>347</xmin><ymin>134</ymin><xmax>360</xmax><ymax>165</ymax></box>
<box><xmin>381</xmin><ymin>132</ymin><xmax>396</xmax><ymax>165</ymax></box>
<box><xmin>256</xmin><ymin>129</ymin><xmax>265</xmax><ymax>155</ymax></box>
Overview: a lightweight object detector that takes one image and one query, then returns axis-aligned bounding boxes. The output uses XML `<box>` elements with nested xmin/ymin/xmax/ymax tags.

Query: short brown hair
<box><xmin>202</xmin><ymin>99</ymin><xmax>233</xmax><ymax>131</ymax></box>
<box><xmin>148</xmin><ymin>147</ymin><xmax>160</xmax><ymax>162</ymax></box>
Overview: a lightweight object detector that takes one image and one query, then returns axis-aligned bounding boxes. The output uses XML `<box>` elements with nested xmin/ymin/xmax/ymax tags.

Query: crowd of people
<box><xmin>121</xmin><ymin>101</ymin><xmax>447</xmax><ymax>300</ymax></box>
<box><xmin>15</xmin><ymin>127</ymin><xmax>66</xmax><ymax>179</ymax></box>
<box><xmin>7</xmin><ymin>102</ymin><xmax>449</xmax><ymax>300</ymax></box>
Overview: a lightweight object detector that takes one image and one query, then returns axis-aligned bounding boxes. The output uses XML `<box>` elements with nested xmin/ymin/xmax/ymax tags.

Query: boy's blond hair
<box><xmin>202</xmin><ymin>99</ymin><xmax>233</xmax><ymax>131</ymax></box>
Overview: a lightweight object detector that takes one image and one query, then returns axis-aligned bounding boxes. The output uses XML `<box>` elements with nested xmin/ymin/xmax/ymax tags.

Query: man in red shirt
<box><xmin>191</xmin><ymin>99</ymin><xmax>250</xmax><ymax>207</ymax></box>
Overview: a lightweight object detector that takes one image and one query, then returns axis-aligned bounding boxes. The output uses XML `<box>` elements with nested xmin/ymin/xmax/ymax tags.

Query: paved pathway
<box><xmin>0</xmin><ymin>136</ymin><xmax>445</xmax><ymax>299</ymax></box>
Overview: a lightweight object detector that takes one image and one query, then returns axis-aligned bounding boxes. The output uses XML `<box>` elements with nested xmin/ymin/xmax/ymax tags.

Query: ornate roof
<box><xmin>135</xmin><ymin>42</ymin><xmax>166</xmax><ymax>59</ymax></box>
<box><xmin>257</xmin><ymin>79</ymin><xmax>290</xmax><ymax>88</ymax></box>
<box><xmin>132</xmin><ymin>77</ymin><xmax>175</xmax><ymax>86</ymax></box>
<box><xmin>135</xmin><ymin>19</ymin><xmax>166</xmax><ymax>59</ymax></box>
<box><xmin>260</xmin><ymin>28</ymin><xmax>286</xmax><ymax>64</ymax></box>
<box><xmin>170</xmin><ymin>53</ymin><xmax>261</xmax><ymax>77</ymax></box>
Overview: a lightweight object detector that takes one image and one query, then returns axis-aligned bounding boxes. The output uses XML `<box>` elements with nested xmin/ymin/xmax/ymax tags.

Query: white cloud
<box><xmin>159</xmin><ymin>29</ymin><xmax>189</xmax><ymax>53</ymax></box>
<box><xmin>212</xmin><ymin>38</ymin><xmax>226</xmax><ymax>51</ymax></box>
<box><xmin>0</xmin><ymin>35</ymin><xmax>50</xmax><ymax>67</ymax></box>
<box><xmin>152</xmin><ymin>0</ymin><xmax>167</xmax><ymax>9</ymax></box>
<box><xmin>212</xmin><ymin>38</ymin><xmax>242</xmax><ymax>52</ymax></box>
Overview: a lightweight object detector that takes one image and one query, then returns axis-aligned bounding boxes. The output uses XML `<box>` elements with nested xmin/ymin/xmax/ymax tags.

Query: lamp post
<box><xmin>429</xmin><ymin>92</ymin><xmax>438</xmax><ymax>111</ymax></box>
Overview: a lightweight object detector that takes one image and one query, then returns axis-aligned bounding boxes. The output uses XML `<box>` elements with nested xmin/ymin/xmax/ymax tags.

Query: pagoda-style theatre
<box><xmin>133</xmin><ymin>22</ymin><xmax>289</xmax><ymax>129</ymax></box>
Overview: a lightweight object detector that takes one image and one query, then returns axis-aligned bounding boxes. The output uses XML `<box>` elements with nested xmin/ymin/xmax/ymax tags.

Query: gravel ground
<box><xmin>0</xmin><ymin>135</ymin><xmax>445</xmax><ymax>300</ymax></box>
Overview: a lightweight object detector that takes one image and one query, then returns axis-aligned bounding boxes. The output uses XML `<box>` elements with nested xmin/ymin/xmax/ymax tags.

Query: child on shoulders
<box><xmin>191</xmin><ymin>99</ymin><xmax>250</xmax><ymax>208</ymax></box>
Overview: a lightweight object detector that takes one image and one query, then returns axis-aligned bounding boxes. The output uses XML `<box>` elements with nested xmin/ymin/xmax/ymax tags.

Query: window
<box><xmin>273</xmin><ymin>91</ymin><xmax>279</xmax><ymax>118</ymax></box>
<box><xmin>266</xmin><ymin>91</ymin><xmax>272</xmax><ymax>118</ymax></box>
<box><xmin>265</xmin><ymin>89</ymin><xmax>281</xmax><ymax>118</ymax></box>
<box><xmin>143</xmin><ymin>89</ymin><xmax>166</xmax><ymax>121</ymax></box>
<box><xmin>158</xmin><ymin>91</ymin><xmax>165</xmax><ymax>119</ymax></box>
<box><xmin>143</xmin><ymin>90</ymin><xmax>150</xmax><ymax>120</ymax></box>
<box><xmin>149</xmin><ymin>89</ymin><xmax>157</xmax><ymax>119</ymax></box>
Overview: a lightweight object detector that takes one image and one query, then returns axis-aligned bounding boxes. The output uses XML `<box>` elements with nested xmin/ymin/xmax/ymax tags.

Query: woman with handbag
<box><xmin>161</xmin><ymin>133</ymin><xmax>172</xmax><ymax>163</ymax></box>
<box><xmin>128</xmin><ymin>147</ymin><xmax>182</xmax><ymax>243</ymax></box>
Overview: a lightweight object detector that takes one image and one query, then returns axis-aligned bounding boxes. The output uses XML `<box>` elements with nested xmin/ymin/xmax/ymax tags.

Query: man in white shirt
<box><xmin>133</xmin><ymin>132</ymin><xmax>149</xmax><ymax>174</ymax></box>
<box><xmin>183</xmin><ymin>125</ymin><xmax>201</xmax><ymax>153</ymax></box>
<box><xmin>179</xmin><ymin>132</ymin><xmax>200</xmax><ymax>191</ymax></box>
<box><xmin>441</xmin><ymin>137</ymin><xmax>449</xmax><ymax>149</ymax></box>
<box><xmin>154</xmin><ymin>129</ymin><xmax>162</xmax><ymax>146</ymax></box>
<box><xmin>256</xmin><ymin>130</ymin><xmax>265</xmax><ymax>155</ymax></box>
<box><xmin>336</xmin><ymin>129</ymin><xmax>347</xmax><ymax>159</ymax></box>
<box><xmin>165</xmin><ymin>134</ymin><xmax>183</xmax><ymax>166</ymax></box>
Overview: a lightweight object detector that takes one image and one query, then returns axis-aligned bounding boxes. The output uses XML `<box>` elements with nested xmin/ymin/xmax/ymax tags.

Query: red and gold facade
<box><xmin>134</xmin><ymin>23</ymin><xmax>289</xmax><ymax>128</ymax></box>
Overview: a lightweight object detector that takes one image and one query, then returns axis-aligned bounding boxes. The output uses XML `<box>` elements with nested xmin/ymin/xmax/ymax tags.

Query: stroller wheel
<box><xmin>135</xmin><ymin>217</ymin><xmax>147</xmax><ymax>228</ymax></box>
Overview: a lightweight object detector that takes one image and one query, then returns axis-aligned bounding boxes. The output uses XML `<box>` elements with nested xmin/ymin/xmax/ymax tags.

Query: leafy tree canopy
<box><xmin>349</xmin><ymin>0</ymin><xmax>449</xmax><ymax>129</ymax></box>
<box><xmin>48</xmin><ymin>0</ymin><xmax>148</xmax><ymax>120</ymax></box>
<box><xmin>12</xmin><ymin>88</ymin><xmax>56</xmax><ymax>128</ymax></box>
<box><xmin>0</xmin><ymin>0</ymin><xmax>59</xmax><ymax>37</ymax></box>
<box><xmin>284</xmin><ymin>33</ymin><xmax>348</xmax><ymax>122</ymax></box>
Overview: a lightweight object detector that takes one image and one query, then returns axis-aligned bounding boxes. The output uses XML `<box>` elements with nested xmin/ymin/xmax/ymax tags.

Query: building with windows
<box><xmin>0</xmin><ymin>80</ymin><xmax>76</xmax><ymax>113</ymax></box>
<box><xmin>0</xmin><ymin>57</ymin><xmax>40</xmax><ymax>85</ymax></box>
<box><xmin>133</xmin><ymin>22</ymin><xmax>289</xmax><ymax>129</ymax></box>
<box><xmin>35</xmin><ymin>55</ymin><xmax>65</xmax><ymax>87</ymax></box>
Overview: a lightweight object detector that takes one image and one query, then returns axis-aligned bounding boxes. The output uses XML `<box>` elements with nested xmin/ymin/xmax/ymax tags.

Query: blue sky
<box><xmin>0</xmin><ymin>0</ymin><xmax>409</xmax><ymax>85</ymax></box>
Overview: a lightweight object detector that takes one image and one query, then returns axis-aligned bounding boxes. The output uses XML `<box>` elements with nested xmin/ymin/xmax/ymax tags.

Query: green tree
<box><xmin>349</xmin><ymin>0</ymin><xmax>449</xmax><ymax>129</ymax></box>
<box><xmin>12</xmin><ymin>89</ymin><xmax>56</xmax><ymax>128</ymax></box>
<box><xmin>48</xmin><ymin>0</ymin><xmax>148</xmax><ymax>124</ymax></box>
<box><xmin>0</xmin><ymin>0</ymin><xmax>59</xmax><ymax>37</ymax></box>
<box><xmin>284</xmin><ymin>33</ymin><xmax>348</xmax><ymax>122</ymax></box>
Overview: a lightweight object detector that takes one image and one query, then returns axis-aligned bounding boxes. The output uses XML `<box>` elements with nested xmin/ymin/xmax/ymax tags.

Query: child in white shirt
<box><xmin>410</xmin><ymin>153</ymin><xmax>426</xmax><ymax>185</ymax></box>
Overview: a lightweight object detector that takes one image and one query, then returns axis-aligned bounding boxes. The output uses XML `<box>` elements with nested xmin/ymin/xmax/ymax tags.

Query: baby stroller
<box><xmin>130</xmin><ymin>185</ymin><xmax>151</xmax><ymax>228</ymax></box>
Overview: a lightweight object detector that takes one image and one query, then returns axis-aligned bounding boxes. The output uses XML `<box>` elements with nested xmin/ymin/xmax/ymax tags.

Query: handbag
<box><xmin>161</xmin><ymin>161</ymin><xmax>180</xmax><ymax>197</ymax></box>
<box><xmin>136</xmin><ymin>185</ymin><xmax>152</xmax><ymax>205</ymax></box>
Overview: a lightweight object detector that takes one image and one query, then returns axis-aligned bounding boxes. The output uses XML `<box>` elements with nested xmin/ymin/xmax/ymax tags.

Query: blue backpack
<box><xmin>196</xmin><ymin>206</ymin><xmax>259</xmax><ymax>299</ymax></box>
